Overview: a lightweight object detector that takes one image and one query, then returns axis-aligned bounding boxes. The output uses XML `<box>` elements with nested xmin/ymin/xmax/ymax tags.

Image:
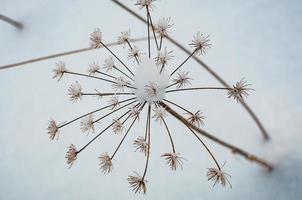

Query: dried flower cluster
<box><xmin>48</xmin><ymin>0</ymin><xmax>256</xmax><ymax>194</ymax></box>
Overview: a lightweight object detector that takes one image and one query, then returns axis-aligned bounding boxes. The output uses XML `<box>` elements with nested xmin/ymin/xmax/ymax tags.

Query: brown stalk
<box><xmin>111</xmin><ymin>0</ymin><xmax>270</xmax><ymax>140</ymax></box>
<box><xmin>0</xmin><ymin>14</ymin><xmax>23</xmax><ymax>29</ymax></box>
<box><xmin>159</xmin><ymin>101</ymin><xmax>273</xmax><ymax>171</ymax></box>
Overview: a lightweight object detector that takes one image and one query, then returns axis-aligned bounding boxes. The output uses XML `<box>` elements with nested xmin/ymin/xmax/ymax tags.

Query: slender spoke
<box><xmin>162</xmin><ymin>118</ymin><xmax>176</xmax><ymax>153</ymax></box>
<box><xmin>100</xmin><ymin>41</ymin><xmax>135</xmax><ymax>77</ymax></box>
<box><xmin>111</xmin><ymin>102</ymin><xmax>146</xmax><ymax>159</ymax></box>
<box><xmin>113</xmin><ymin>66</ymin><xmax>134</xmax><ymax>81</ymax></box>
<box><xmin>96</xmin><ymin>71</ymin><xmax>116</xmax><ymax>79</ymax></box>
<box><xmin>82</xmin><ymin>92</ymin><xmax>135</xmax><ymax>97</ymax></box>
<box><xmin>0</xmin><ymin>14</ymin><xmax>23</xmax><ymax>29</ymax></box>
<box><xmin>159</xmin><ymin>36</ymin><xmax>163</xmax><ymax>51</ymax></box>
<box><xmin>65</xmin><ymin>71</ymin><xmax>136</xmax><ymax>89</ymax></box>
<box><xmin>58</xmin><ymin>97</ymin><xmax>136</xmax><ymax>129</ymax></box>
<box><xmin>159</xmin><ymin>101</ymin><xmax>273</xmax><ymax>171</ymax></box>
<box><xmin>93</xmin><ymin>100</ymin><xmax>138</xmax><ymax>124</ymax></box>
<box><xmin>0</xmin><ymin>37</ymin><xmax>148</xmax><ymax>71</ymax></box>
<box><xmin>146</xmin><ymin>6</ymin><xmax>159</xmax><ymax>50</ymax></box>
<box><xmin>142</xmin><ymin>105</ymin><xmax>151</xmax><ymax>179</ymax></box>
<box><xmin>126</xmin><ymin>40</ymin><xmax>140</xmax><ymax>64</ymax></box>
<box><xmin>166</xmin><ymin>87</ymin><xmax>230</xmax><ymax>93</ymax></box>
<box><xmin>146</xmin><ymin>7</ymin><xmax>151</xmax><ymax>58</ymax></box>
<box><xmin>170</xmin><ymin>49</ymin><xmax>197</xmax><ymax>76</ymax></box>
<box><xmin>163</xmin><ymin>99</ymin><xmax>193</xmax><ymax>115</ymax></box>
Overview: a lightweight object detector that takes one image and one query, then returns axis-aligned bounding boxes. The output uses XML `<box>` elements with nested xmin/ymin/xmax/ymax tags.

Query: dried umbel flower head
<box><xmin>99</xmin><ymin>152</ymin><xmax>113</xmax><ymax>174</ymax></box>
<box><xmin>68</xmin><ymin>81</ymin><xmax>82</xmax><ymax>103</ymax></box>
<box><xmin>155</xmin><ymin>17</ymin><xmax>173</xmax><ymax>38</ymax></box>
<box><xmin>112</xmin><ymin>119</ymin><xmax>124</xmax><ymax>134</ymax></box>
<box><xmin>227</xmin><ymin>78</ymin><xmax>253</xmax><ymax>102</ymax></box>
<box><xmin>80</xmin><ymin>114</ymin><xmax>95</xmax><ymax>134</ymax></box>
<box><xmin>89</xmin><ymin>28</ymin><xmax>102</xmax><ymax>49</ymax></box>
<box><xmin>144</xmin><ymin>82</ymin><xmax>159</xmax><ymax>98</ymax></box>
<box><xmin>190</xmin><ymin>32</ymin><xmax>211</xmax><ymax>56</ymax></box>
<box><xmin>47</xmin><ymin>119</ymin><xmax>60</xmax><ymax>140</ymax></box>
<box><xmin>207</xmin><ymin>167</ymin><xmax>232</xmax><ymax>188</ymax></box>
<box><xmin>152</xmin><ymin>106</ymin><xmax>167</xmax><ymax>122</ymax></box>
<box><xmin>66</xmin><ymin>144</ymin><xmax>78</xmax><ymax>168</ymax></box>
<box><xmin>135</xmin><ymin>0</ymin><xmax>155</xmax><ymax>9</ymax></box>
<box><xmin>103</xmin><ymin>56</ymin><xmax>115</xmax><ymax>71</ymax></box>
<box><xmin>117</xmin><ymin>29</ymin><xmax>131</xmax><ymax>48</ymax></box>
<box><xmin>161</xmin><ymin>152</ymin><xmax>186</xmax><ymax>170</ymax></box>
<box><xmin>53</xmin><ymin>61</ymin><xmax>67</xmax><ymax>81</ymax></box>
<box><xmin>133</xmin><ymin>136</ymin><xmax>148</xmax><ymax>155</ymax></box>
<box><xmin>87</xmin><ymin>62</ymin><xmax>100</xmax><ymax>75</ymax></box>
<box><xmin>128</xmin><ymin>172</ymin><xmax>148</xmax><ymax>194</ymax></box>
<box><xmin>155</xmin><ymin>48</ymin><xmax>173</xmax><ymax>66</ymax></box>
<box><xmin>172</xmin><ymin>71</ymin><xmax>192</xmax><ymax>88</ymax></box>
<box><xmin>128</xmin><ymin>45</ymin><xmax>143</xmax><ymax>62</ymax></box>
<box><xmin>108</xmin><ymin>95</ymin><xmax>120</xmax><ymax>110</ymax></box>
<box><xmin>112</xmin><ymin>76</ymin><xmax>129</xmax><ymax>91</ymax></box>
<box><xmin>129</xmin><ymin>105</ymin><xmax>141</xmax><ymax>119</ymax></box>
<box><xmin>186</xmin><ymin>110</ymin><xmax>205</xmax><ymax>127</ymax></box>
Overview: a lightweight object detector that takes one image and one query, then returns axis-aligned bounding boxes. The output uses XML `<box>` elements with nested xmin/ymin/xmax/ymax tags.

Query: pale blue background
<box><xmin>0</xmin><ymin>0</ymin><xmax>302</xmax><ymax>199</ymax></box>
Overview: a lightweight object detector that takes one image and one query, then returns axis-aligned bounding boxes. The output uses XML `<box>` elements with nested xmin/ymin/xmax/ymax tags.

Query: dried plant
<box><xmin>44</xmin><ymin>0</ymin><xmax>273</xmax><ymax>194</ymax></box>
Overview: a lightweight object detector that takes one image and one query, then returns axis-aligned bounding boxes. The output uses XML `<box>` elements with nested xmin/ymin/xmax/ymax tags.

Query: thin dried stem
<box><xmin>146</xmin><ymin>7</ymin><xmax>151</xmax><ymax>58</ymax></box>
<box><xmin>113</xmin><ymin>65</ymin><xmax>134</xmax><ymax>81</ymax></box>
<box><xmin>81</xmin><ymin>92</ymin><xmax>135</xmax><ymax>97</ymax></box>
<box><xmin>146</xmin><ymin>6</ymin><xmax>159</xmax><ymax>50</ymax></box>
<box><xmin>111</xmin><ymin>102</ymin><xmax>146</xmax><ymax>159</ymax></box>
<box><xmin>159</xmin><ymin>101</ymin><xmax>273</xmax><ymax>171</ymax></box>
<box><xmin>142</xmin><ymin>105</ymin><xmax>151</xmax><ymax>180</ymax></box>
<box><xmin>163</xmin><ymin>99</ymin><xmax>193</xmax><ymax>115</ymax></box>
<box><xmin>170</xmin><ymin>49</ymin><xmax>197</xmax><ymax>77</ymax></box>
<box><xmin>162</xmin><ymin>118</ymin><xmax>176</xmax><ymax>153</ymax></box>
<box><xmin>96</xmin><ymin>70</ymin><xmax>116</xmax><ymax>80</ymax></box>
<box><xmin>0</xmin><ymin>14</ymin><xmax>23</xmax><ymax>29</ymax></box>
<box><xmin>166</xmin><ymin>87</ymin><xmax>230</xmax><ymax>93</ymax></box>
<box><xmin>0</xmin><ymin>37</ymin><xmax>148</xmax><ymax>71</ymax></box>
<box><xmin>111</xmin><ymin>0</ymin><xmax>269</xmax><ymax>140</ymax></box>
<box><xmin>126</xmin><ymin>40</ymin><xmax>140</xmax><ymax>64</ymax></box>
<box><xmin>58</xmin><ymin>97</ymin><xmax>136</xmax><ymax>129</ymax></box>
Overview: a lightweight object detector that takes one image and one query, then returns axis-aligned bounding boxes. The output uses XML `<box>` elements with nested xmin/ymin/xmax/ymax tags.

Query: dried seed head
<box><xmin>80</xmin><ymin>114</ymin><xmax>95</xmax><ymax>135</ymax></box>
<box><xmin>133</xmin><ymin>136</ymin><xmax>149</xmax><ymax>156</ymax></box>
<box><xmin>87</xmin><ymin>62</ymin><xmax>100</xmax><ymax>75</ymax></box>
<box><xmin>108</xmin><ymin>96</ymin><xmax>120</xmax><ymax>110</ymax></box>
<box><xmin>128</xmin><ymin>172</ymin><xmax>148</xmax><ymax>194</ymax></box>
<box><xmin>155</xmin><ymin>17</ymin><xmax>173</xmax><ymax>37</ymax></box>
<box><xmin>112</xmin><ymin>77</ymin><xmax>129</xmax><ymax>92</ymax></box>
<box><xmin>144</xmin><ymin>82</ymin><xmax>159</xmax><ymax>98</ymax></box>
<box><xmin>155</xmin><ymin>48</ymin><xmax>173</xmax><ymax>66</ymax></box>
<box><xmin>128</xmin><ymin>45</ymin><xmax>143</xmax><ymax>62</ymax></box>
<box><xmin>103</xmin><ymin>56</ymin><xmax>115</xmax><ymax>71</ymax></box>
<box><xmin>186</xmin><ymin>110</ymin><xmax>205</xmax><ymax>127</ymax></box>
<box><xmin>152</xmin><ymin>106</ymin><xmax>167</xmax><ymax>122</ymax></box>
<box><xmin>129</xmin><ymin>105</ymin><xmax>141</xmax><ymax>119</ymax></box>
<box><xmin>99</xmin><ymin>152</ymin><xmax>113</xmax><ymax>174</ymax></box>
<box><xmin>112</xmin><ymin>118</ymin><xmax>125</xmax><ymax>134</ymax></box>
<box><xmin>161</xmin><ymin>152</ymin><xmax>186</xmax><ymax>171</ymax></box>
<box><xmin>47</xmin><ymin>119</ymin><xmax>60</xmax><ymax>140</ymax></box>
<box><xmin>53</xmin><ymin>61</ymin><xmax>67</xmax><ymax>81</ymax></box>
<box><xmin>207</xmin><ymin>167</ymin><xmax>232</xmax><ymax>188</ymax></box>
<box><xmin>117</xmin><ymin>29</ymin><xmax>131</xmax><ymax>48</ymax></box>
<box><xmin>89</xmin><ymin>28</ymin><xmax>102</xmax><ymax>49</ymax></box>
<box><xmin>66</xmin><ymin>144</ymin><xmax>77</xmax><ymax>168</ymax></box>
<box><xmin>172</xmin><ymin>71</ymin><xmax>192</xmax><ymax>88</ymax></box>
<box><xmin>68</xmin><ymin>81</ymin><xmax>82</xmax><ymax>103</ymax></box>
<box><xmin>227</xmin><ymin>78</ymin><xmax>253</xmax><ymax>102</ymax></box>
<box><xmin>135</xmin><ymin>0</ymin><xmax>155</xmax><ymax>9</ymax></box>
<box><xmin>189</xmin><ymin>32</ymin><xmax>211</xmax><ymax>56</ymax></box>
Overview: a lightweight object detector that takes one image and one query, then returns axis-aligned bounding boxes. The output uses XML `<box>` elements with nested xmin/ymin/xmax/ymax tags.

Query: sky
<box><xmin>0</xmin><ymin>0</ymin><xmax>302</xmax><ymax>199</ymax></box>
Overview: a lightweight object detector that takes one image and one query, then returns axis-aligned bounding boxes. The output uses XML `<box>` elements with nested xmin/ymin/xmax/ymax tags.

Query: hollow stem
<box><xmin>58</xmin><ymin>97</ymin><xmax>136</xmax><ymax>129</ymax></box>
<box><xmin>159</xmin><ymin>101</ymin><xmax>273</xmax><ymax>171</ymax></box>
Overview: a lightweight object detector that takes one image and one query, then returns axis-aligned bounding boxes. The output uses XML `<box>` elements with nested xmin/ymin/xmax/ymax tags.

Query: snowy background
<box><xmin>1</xmin><ymin>0</ymin><xmax>302</xmax><ymax>199</ymax></box>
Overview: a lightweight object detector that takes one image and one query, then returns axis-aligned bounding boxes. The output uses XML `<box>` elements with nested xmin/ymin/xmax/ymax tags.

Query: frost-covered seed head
<box><xmin>103</xmin><ymin>56</ymin><xmax>115</xmax><ymax>71</ymax></box>
<box><xmin>87</xmin><ymin>62</ymin><xmax>100</xmax><ymax>75</ymax></box>
<box><xmin>47</xmin><ymin>119</ymin><xmax>60</xmax><ymax>140</ymax></box>
<box><xmin>189</xmin><ymin>32</ymin><xmax>211</xmax><ymax>56</ymax></box>
<box><xmin>66</xmin><ymin>144</ymin><xmax>77</xmax><ymax>168</ymax></box>
<box><xmin>89</xmin><ymin>28</ymin><xmax>102</xmax><ymax>49</ymax></box>
<box><xmin>155</xmin><ymin>17</ymin><xmax>173</xmax><ymax>37</ymax></box>
<box><xmin>227</xmin><ymin>78</ymin><xmax>253</xmax><ymax>102</ymax></box>
<box><xmin>108</xmin><ymin>96</ymin><xmax>120</xmax><ymax>110</ymax></box>
<box><xmin>129</xmin><ymin>105</ymin><xmax>141</xmax><ymax>119</ymax></box>
<box><xmin>112</xmin><ymin>119</ymin><xmax>124</xmax><ymax>134</ymax></box>
<box><xmin>135</xmin><ymin>0</ymin><xmax>155</xmax><ymax>9</ymax></box>
<box><xmin>112</xmin><ymin>77</ymin><xmax>129</xmax><ymax>92</ymax></box>
<box><xmin>172</xmin><ymin>71</ymin><xmax>192</xmax><ymax>88</ymax></box>
<box><xmin>99</xmin><ymin>152</ymin><xmax>113</xmax><ymax>174</ymax></box>
<box><xmin>128</xmin><ymin>46</ymin><xmax>143</xmax><ymax>62</ymax></box>
<box><xmin>53</xmin><ymin>61</ymin><xmax>67</xmax><ymax>81</ymax></box>
<box><xmin>144</xmin><ymin>82</ymin><xmax>160</xmax><ymax>98</ymax></box>
<box><xmin>186</xmin><ymin>110</ymin><xmax>205</xmax><ymax>127</ymax></box>
<box><xmin>161</xmin><ymin>152</ymin><xmax>186</xmax><ymax>171</ymax></box>
<box><xmin>207</xmin><ymin>167</ymin><xmax>232</xmax><ymax>188</ymax></box>
<box><xmin>80</xmin><ymin>114</ymin><xmax>95</xmax><ymax>135</ymax></box>
<box><xmin>133</xmin><ymin>136</ymin><xmax>149</xmax><ymax>156</ymax></box>
<box><xmin>117</xmin><ymin>29</ymin><xmax>131</xmax><ymax>48</ymax></box>
<box><xmin>152</xmin><ymin>106</ymin><xmax>167</xmax><ymax>122</ymax></box>
<box><xmin>128</xmin><ymin>172</ymin><xmax>148</xmax><ymax>194</ymax></box>
<box><xmin>68</xmin><ymin>81</ymin><xmax>82</xmax><ymax>103</ymax></box>
<box><xmin>155</xmin><ymin>48</ymin><xmax>173</xmax><ymax>66</ymax></box>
